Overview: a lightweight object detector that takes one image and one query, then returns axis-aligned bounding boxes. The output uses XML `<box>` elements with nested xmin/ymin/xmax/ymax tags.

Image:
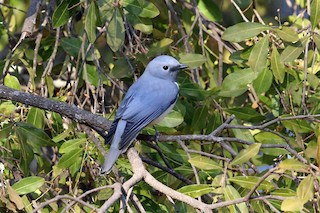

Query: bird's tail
<box><xmin>100</xmin><ymin>119</ymin><xmax>127</xmax><ymax>174</ymax></box>
<box><xmin>100</xmin><ymin>147</ymin><xmax>122</xmax><ymax>174</ymax></box>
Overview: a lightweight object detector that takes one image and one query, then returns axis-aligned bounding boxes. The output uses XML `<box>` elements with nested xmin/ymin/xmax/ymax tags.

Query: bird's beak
<box><xmin>170</xmin><ymin>64</ymin><xmax>188</xmax><ymax>72</ymax></box>
<box><xmin>178</xmin><ymin>64</ymin><xmax>188</xmax><ymax>69</ymax></box>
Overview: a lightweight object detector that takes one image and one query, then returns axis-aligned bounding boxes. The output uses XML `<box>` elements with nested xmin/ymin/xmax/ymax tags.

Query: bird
<box><xmin>101</xmin><ymin>55</ymin><xmax>188</xmax><ymax>174</ymax></box>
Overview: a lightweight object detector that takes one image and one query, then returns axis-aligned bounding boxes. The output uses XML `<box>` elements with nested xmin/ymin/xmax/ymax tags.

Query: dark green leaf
<box><xmin>222</xmin><ymin>22</ymin><xmax>271</xmax><ymax>42</ymax></box>
<box><xmin>85</xmin><ymin>2</ymin><xmax>97</xmax><ymax>43</ymax></box>
<box><xmin>15</xmin><ymin>123</ymin><xmax>56</xmax><ymax>155</ymax></box>
<box><xmin>281</xmin><ymin>119</ymin><xmax>313</xmax><ymax>133</ymax></box>
<box><xmin>0</xmin><ymin>123</ymin><xmax>13</xmax><ymax>140</ymax></box>
<box><xmin>126</xmin><ymin>13</ymin><xmax>153</xmax><ymax>34</ymax></box>
<box><xmin>271</xmin><ymin>44</ymin><xmax>285</xmax><ymax>83</ymax></box>
<box><xmin>107</xmin><ymin>8</ymin><xmax>125</xmax><ymax>52</ymax></box>
<box><xmin>52</xmin><ymin>1</ymin><xmax>70</xmax><ymax>28</ymax></box>
<box><xmin>191</xmin><ymin>106</ymin><xmax>208</xmax><ymax>132</ymax></box>
<box><xmin>122</xmin><ymin>0</ymin><xmax>160</xmax><ymax>18</ymax></box>
<box><xmin>61</xmin><ymin>37</ymin><xmax>82</xmax><ymax>57</ymax></box>
<box><xmin>110</xmin><ymin>59</ymin><xmax>133</xmax><ymax>79</ymax></box>
<box><xmin>248</xmin><ymin>35</ymin><xmax>269</xmax><ymax>73</ymax></box>
<box><xmin>224</xmin><ymin>107</ymin><xmax>265</xmax><ymax>122</ymax></box>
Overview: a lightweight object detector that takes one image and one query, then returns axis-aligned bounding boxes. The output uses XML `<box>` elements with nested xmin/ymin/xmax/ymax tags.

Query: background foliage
<box><xmin>1</xmin><ymin>0</ymin><xmax>320</xmax><ymax>212</ymax></box>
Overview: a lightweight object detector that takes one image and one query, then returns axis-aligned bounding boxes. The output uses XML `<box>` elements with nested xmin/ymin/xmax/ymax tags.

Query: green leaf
<box><xmin>61</xmin><ymin>37</ymin><xmax>82</xmax><ymax>57</ymax></box>
<box><xmin>274</xmin><ymin>27</ymin><xmax>299</xmax><ymax>42</ymax></box>
<box><xmin>278</xmin><ymin>159</ymin><xmax>307</xmax><ymax>172</ymax></box>
<box><xmin>188</xmin><ymin>155</ymin><xmax>222</xmax><ymax>170</ymax></box>
<box><xmin>271</xmin><ymin>188</ymin><xmax>296</xmax><ymax>197</ymax></box>
<box><xmin>83</xmin><ymin>64</ymin><xmax>99</xmax><ymax>87</ymax></box>
<box><xmin>230</xmin><ymin>119</ymin><xmax>255</xmax><ymax>142</ymax></box>
<box><xmin>313</xmin><ymin>34</ymin><xmax>320</xmax><ymax>49</ymax></box>
<box><xmin>222</xmin><ymin>22</ymin><xmax>271</xmax><ymax>42</ymax></box>
<box><xmin>252</xmin><ymin>68</ymin><xmax>273</xmax><ymax>94</ymax></box>
<box><xmin>191</xmin><ymin>106</ymin><xmax>208</xmax><ymax>132</ymax></box>
<box><xmin>179</xmin><ymin>53</ymin><xmax>207</xmax><ymax>69</ymax></box>
<box><xmin>16</xmin><ymin>123</ymin><xmax>56</xmax><ymax>147</ymax></box>
<box><xmin>230</xmin><ymin>143</ymin><xmax>261</xmax><ymax>166</ymax></box>
<box><xmin>178</xmin><ymin>184</ymin><xmax>213</xmax><ymax>198</ymax></box>
<box><xmin>59</xmin><ymin>138</ymin><xmax>87</xmax><ymax>154</ymax></box>
<box><xmin>224</xmin><ymin>107</ymin><xmax>265</xmax><ymax>123</ymax></box>
<box><xmin>297</xmin><ymin>175</ymin><xmax>314</xmax><ymax>202</ymax></box>
<box><xmin>280</xmin><ymin>39</ymin><xmax>306</xmax><ymax>62</ymax></box>
<box><xmin>311</xmin><ymin>0</ymin><xmax>320</xmax><ymax>29</ymax></box>
<box><xmin>52</xmin><ymin>1</ymin><xmax>70</xmax><ymax>28</ymax></box>
<box><xmin>126</xmin><ymin>13</ymin><xmax>153</xmax><ymax>34</ymax></box>
<box><xmin>223</xmin><ymin>185</ymin><xmax>249</xmax><ymax>213</ymax></box>
<box><xmin>179</xmin><ymin>82</ymin><xmax>206</xmax><ymax>100</ymax></box>
<box><xmin>27</xmin><ymin>107</ymin><xmax>45</xmax><ymax>129</ymax></box>
<box><xmin>57</xmin><ymin>148</ymin><xmax>83</xmax><ymax>169</ymax></box>
<box><xmin>0</xmin><ymin>101</ymin><xmax>16</xmax><ymax>116</ymax></box>
<box><xmin>12</xmin><ymin>176</ymin><xmax>45</xmax><ymax>195</ymax></box>
<box><xmin>281</xmin><ymin>119</ymin><xmax>313</xmax><ymax>133</ymax></box>
<box><xmin>255</xmin><ymin>132</ymin><xmax>288</xmax><ymax>156</ymax></box>
<box><xmin>198</xmin><ymin>0</ymin><xmax>222</xmax><ymax>22</ymax></box>
<box><xmin>157</xmin><ymin>110</ymin><xmax>184</xmax><ymax>128</ymax></box>
<box><xmin>110</xmin><ymin>59</ymin><xmax>133</xmax><ymax>79</ymax></box>
<box><xmin>121</xmin><ymin>0</ymin><xmax>160</xmax><ymax>18</ymax></box>
<box><xmin>228</xmin><ymin>176</ymin><xmax>273</xmax><ymax>190</ymax></box>
<box><xmin>271</xmin><ymin>44</ymin><xmax>285</xmax><ymax>83</ymax></box>
<box><xmin>4</xmin><ymin>74</ymin><xmax>21</xmax><ymax>90</ymax></box>
<box><xmin>219</xmin><ymin>68</ymin><xmax>257</xmax><ymax>97</ymax></box>
<box><xmin>85</xmin><ymin>2</ymin><xmax>97</xmax><ymax>43</ymax></box>
<box><xmin>281</xmin><ymin>197</ymin><xmax>305</xmax><ymax>212</ymax></box>
<box><xmin>107</xmin><ymin>8</ymin><xmax>125</xmax><ymax>52</ymax></box>
<box><xmin>248</xmin><ymin>35</ymin><xmax>269</xmax><ymax>73</ymax></box>
<box><xmin>139</xmin><ymin>1</ymin><xmax>159</xmax><ymax>18</ymax></box>
<box><xmin>147</xmin><ymin>38</ymin><xmax>173</xmax><ymax>57</ymax></box>
<box><xmin>0</xmin><ymin>123</ymin><xmax>13</xmax><ymax>140</ymax></box>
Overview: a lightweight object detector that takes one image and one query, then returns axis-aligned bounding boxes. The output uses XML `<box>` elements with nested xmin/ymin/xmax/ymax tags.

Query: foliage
<box><xmin>0</xmin><ymin>0</ymin><xmax>320</xmax><ymax>212</ymax></box>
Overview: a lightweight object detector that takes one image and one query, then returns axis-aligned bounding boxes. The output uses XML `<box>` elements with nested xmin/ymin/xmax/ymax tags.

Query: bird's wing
<box><xmin>118</xmin><ymin>81</ymin><xmax>178</xmax><ymax>150</ymax></box>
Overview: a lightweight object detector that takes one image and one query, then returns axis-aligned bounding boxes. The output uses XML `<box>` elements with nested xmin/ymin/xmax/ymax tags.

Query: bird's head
<box><xmin>145</xmin><ymin>55</ymin><xmax>188</xmax><ymax>81</ymax></box>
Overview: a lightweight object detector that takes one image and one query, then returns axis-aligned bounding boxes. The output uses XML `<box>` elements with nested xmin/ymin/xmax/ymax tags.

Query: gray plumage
<box><xmin>101</xmin><ymin>55</ymin><xmax>187</xmax><ymax>174</ymax></box>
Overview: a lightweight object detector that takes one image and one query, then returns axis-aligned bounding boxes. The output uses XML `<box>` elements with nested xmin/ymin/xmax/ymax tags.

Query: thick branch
<box><xmin>0</xmin><ymin>85</ymin><xmax>111</xmax><ymax>134</ymax></box>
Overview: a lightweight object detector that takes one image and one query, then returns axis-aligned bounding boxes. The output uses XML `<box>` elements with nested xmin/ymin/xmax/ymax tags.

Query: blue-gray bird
<box><xmin>101</xmin><ymin>55</ymin><xmax>187</xmax><ymax>174</ymax></box>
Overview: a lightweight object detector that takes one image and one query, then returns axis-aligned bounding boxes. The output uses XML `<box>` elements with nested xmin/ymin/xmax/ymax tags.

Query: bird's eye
<box><xmin>163</xmin><ymin>66</ymin><xmax>169</xmax><ymax>70</ymax></box>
